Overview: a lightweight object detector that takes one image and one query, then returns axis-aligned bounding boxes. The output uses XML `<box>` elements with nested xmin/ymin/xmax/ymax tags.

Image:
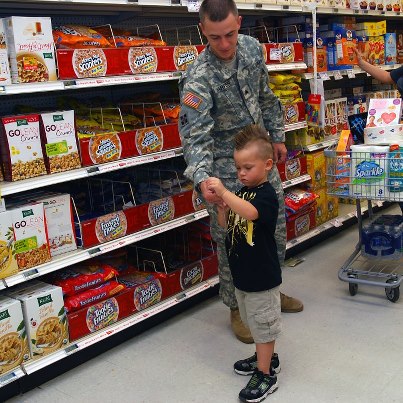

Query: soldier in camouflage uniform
<box><xmin>179</xmin><ymin>0</ymin><xmax>303</xmax><ymax>344</ymax></box>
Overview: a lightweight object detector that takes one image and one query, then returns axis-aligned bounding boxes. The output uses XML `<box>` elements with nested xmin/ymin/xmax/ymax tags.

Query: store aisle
<box><xmin>7</xmin><ymin>208</ymin><xmax>403</xmax><ymax>403</ymax></box>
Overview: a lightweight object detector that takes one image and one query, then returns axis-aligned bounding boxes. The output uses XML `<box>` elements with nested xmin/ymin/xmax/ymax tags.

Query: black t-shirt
<box><xmin>225</xmin><ymin>181</ymin><xmax>282</xmax><ymax>292</ymax></box>
<box><xmin>390</xmin><ymin>65</ymin><xmax>403</xmax><ymax>96</ymax></box>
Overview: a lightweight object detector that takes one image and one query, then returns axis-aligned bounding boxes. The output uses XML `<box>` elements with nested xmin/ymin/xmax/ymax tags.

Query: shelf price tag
<box><xmin>319</xmin><ymin>72</ymin><xmax>330</xmax><ymax>81</ymax></box>
<box><xmin>65</xmin><ymin>344</ymin><xmax>79</xmax><ymax>355</ymax></box>
<box><xmin>334</xmin><ymin>71</ymin><xmax>343</xmax><ymax>80</ymax></box>
<box><xmin>0</xmin><ymin>372</ymin><xmax>17</xmax><ymax>388</ymax></box>
<box><xmin>347</xmin><ymin>70</ymin><xmax>355</xmax><ymax>79</ymax></box>
<box><xmin>187</xmin><ymin>0</ymin><xmax>201</xmax><ymax>12</ymax></box>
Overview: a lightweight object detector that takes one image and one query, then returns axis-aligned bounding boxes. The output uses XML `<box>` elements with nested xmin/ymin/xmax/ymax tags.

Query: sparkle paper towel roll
<box><xmin>350</xmin><ymin>145</ymin><xmax>389</xmax><ymax>198</ymax></box>
<box><xmin>364</xmin><ymin>124</ymin><xmax>403</xmax><ymax>145</ymax></box>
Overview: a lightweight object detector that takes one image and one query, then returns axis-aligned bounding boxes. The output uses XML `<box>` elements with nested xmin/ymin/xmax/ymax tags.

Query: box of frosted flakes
<box><xmin>3</xmin><ymin>16</ymin><xmax>57</xmax><ymax>84</ymax></box>
<box><xmin>10</xmin><ymin>202</ymin><xmax>51</xmax><ymax>271</ymax></box>
<box><xmin>0</xmin><ymin>114</ymin><xmax>47</xmax><ymax>181</ymax></box>
<box><xmin>7</xmin><ymin>283</ymin><xmax>68</xmax><ymax>359</ymax></box>
<box><xmin>40</xmin><ymin>110</ymin><xmax>81</xmax><ymax>174</ymax></box>
<box><xmin>0</xmin><ymin>211</ymin><xmax>18</xmax><ymax>280</ymax></box>
<box><xmin>0</xmin><ymin>296</ymin><xmax>30</xmax><ymax>374</ymax></box>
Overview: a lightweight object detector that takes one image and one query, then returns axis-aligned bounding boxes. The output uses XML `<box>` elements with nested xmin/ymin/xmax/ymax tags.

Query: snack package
<box><xmin>53</xmin><ymin>25</ymin><xmax>112</xmax><ymax>49</ymax></box>
<box><xmin>284</xmin><ymin>188</ymin><xmax>318</xmax><ymax>215</ymax></box>
<box><xmin>64</xmin><ymin>281</ymin><xmax>126</xmax><ymax>313</ymax></box>
<box><xmin>50</xmin><ymin>264</ymin><xmax>119</xmax><ymax>296</ymax></box>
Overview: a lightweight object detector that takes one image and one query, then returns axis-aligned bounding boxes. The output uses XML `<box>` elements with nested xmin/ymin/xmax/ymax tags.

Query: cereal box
<box><xmin>3</xmin><ymin>16</ymin><xmax>57</xmax><ymax>84</ymax></box>
<box><xmin>7</xmin><ymin>283</ymin><xmax>68</xmax><ymax>359</ymax></box>
<box><xmin>0</xmin><ymin>296</ymin><xmax>30</xmax><ymax>374</ymax></box>
<box><xmin>0</xmin><ymin>19</ymin><xmax>11</xmax><ymax>85</ymax></box>
<box><xmin>0</xmin><ymin>114</ymin><xmax>47</xmax><ymax>181</ymax></box>
<box><xmin>397</xmin><ymin>31</ymin><xmax>403</xmax><ymax>64</ymax></box>
<box><xmin>306</xmin><ymin>151</ymin><xmax>327</xmax><ymax>191</ymax></box>
<box><xmin>30</xmin><ymin>193</ymin><xmax>77</xmax><ymax>257</ymax></box>
<box><xmin>0</xmin><ymin>211</ymin><xmax>18</xmax><ymax>280</ymax></box>
<box><xmin>10</xmin><ymin>203</ymin><xmax>51</xmax><ymax>271</ymax></box>
<box><xmin>40</xmin><ymin>110</ymin><xmax>81</xmax><ymax>174</ymax></box>
<box><xmin>384</xmin><ymin>33</ymin><xmax>396</xmax><ymax>65</ymax></box>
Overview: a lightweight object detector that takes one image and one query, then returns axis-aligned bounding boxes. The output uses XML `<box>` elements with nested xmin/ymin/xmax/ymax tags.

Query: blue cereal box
<box><xmin>384</xmin><ymin>33</ymin><xmax>397</xmax><ymax>65</ymax></box>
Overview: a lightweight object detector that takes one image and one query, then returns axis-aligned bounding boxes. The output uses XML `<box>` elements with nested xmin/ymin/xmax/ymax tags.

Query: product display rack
<box><xmin>0</xmin><ymin>1</ymin><xmax>400</xmax><ymax>399</ymax></box>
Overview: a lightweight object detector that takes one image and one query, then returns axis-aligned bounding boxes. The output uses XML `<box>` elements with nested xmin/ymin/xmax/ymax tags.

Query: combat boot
<box><xmin>280</xmin><ymin>292</ymin><xmax>303</xmax><ymax>313</ymax></box>
<box><xmin>231</xmin><ymin>309</ymin><xmax>253</xmax><ymax>344</ymax></box>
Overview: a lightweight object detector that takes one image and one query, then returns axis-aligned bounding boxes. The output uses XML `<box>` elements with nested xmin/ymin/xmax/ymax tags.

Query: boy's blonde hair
<box><xmin>234</xmin><ymin>125</ymin><xmax>274</xmax><ymax>160</ymax></box>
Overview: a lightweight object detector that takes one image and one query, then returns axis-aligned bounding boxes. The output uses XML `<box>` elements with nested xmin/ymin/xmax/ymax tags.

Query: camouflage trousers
<box><xmin>207</xmin><ymin>166</ymin><xmax>286</xmax><ymax>310</ymax></box>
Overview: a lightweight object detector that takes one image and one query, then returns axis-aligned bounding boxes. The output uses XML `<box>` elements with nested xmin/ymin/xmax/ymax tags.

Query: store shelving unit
<box><xmin>0</xmin><ymin>1</ymin><xmax>401</xmax><ymax>399</ymax></box>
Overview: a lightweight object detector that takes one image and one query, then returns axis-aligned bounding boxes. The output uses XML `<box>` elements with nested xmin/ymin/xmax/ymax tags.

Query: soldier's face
<box><xmin>234</xmin><ymin>144</ymin><xmax>273</xmax><ymax>188</ymax></box>
<box><xmin>199</xmin><ymin>13</ymin><xmax>241</xmax><ymax>61</ymax></box>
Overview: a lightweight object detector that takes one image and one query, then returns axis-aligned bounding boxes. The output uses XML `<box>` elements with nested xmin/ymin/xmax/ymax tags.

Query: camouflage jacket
<box><xmin>178</xmin><ymin>34</ymin><xmax>285</xmax><ymax>185</ymax></box>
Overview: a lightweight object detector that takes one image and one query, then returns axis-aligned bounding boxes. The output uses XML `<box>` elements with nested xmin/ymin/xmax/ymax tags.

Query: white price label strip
<box><xmin>187</xmin><ymin>0</ymin><xmax>201</xmax><ymax>12</ymax></box>
<box><xmin>347</xmin><ymin>70</ymin><xmax>356</xmax><ymax>79</ymax></box>
<box><xmin>333</xmin><ymin>71</ymin><xmax>343</xmax><ymax>80</ymax></box>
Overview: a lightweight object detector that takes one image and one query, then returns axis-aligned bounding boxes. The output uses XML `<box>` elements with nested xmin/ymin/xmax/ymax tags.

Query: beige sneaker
<box><xmin>280</xmin><ymin>292</ymin><xmax>303</xmax><ymax>313</ymax></box>
<box><xmin>231</xmin><ymin>309</ymin><xmax>254</xmax><ymax>344</ymax></box>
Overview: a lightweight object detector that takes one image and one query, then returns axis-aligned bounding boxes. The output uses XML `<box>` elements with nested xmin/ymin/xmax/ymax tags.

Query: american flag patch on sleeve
<box><xmin>183</xmin><ymin>92</ymin><xmax>203</xmax><ymax>110</ymax></box>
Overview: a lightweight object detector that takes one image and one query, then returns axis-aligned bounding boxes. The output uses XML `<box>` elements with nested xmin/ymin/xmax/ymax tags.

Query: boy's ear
<box><xmin>266</xmin><ymin>158</ymin><xmax>274</xmax><ymax>171</ymax></box>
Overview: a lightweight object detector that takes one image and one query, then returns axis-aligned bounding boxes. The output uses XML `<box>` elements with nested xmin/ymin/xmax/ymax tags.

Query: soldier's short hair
<box><xmin>199</xmin><ymin>0</ymin><xmax>238</xmax><ymax>23</ymax></box>
<box><xmin>235</xmin><ymin>125</ymin><xmax>274</xmax><ymax>160</ymax></box>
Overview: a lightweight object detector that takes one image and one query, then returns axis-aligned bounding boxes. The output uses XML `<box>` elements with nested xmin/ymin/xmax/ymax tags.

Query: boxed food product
<box><xmin>327</xmin><ymin>194</ymin><xmax>339</xmax><ymax>220</ymax></box>
<box><xmin>306</xmin><ymin>151</ymin><xmax>326</xmax><ymax>190</ymax></box>
<box><xmin>384</xmin><ymin>33</ymin><xmax>397</xmax><ymax>65</ymax></box>
<box><xmin>315</xmin><ymin>188</ymin><xmax>328</xmax><ymax>226</ymax></box>
<box><xmin>335</xmin><ymin>28</ymin><xmax>358</xmax><ymax>65</ymax></box>
<box><xmin>0</xmin><ymin>19</ymin><xmax>11</xmax><ymax>85</ymax></box>
<box><xmin>367</xmin><ymin>36</ymin><xmax>385</xmax><ymax>65</ymax></box>
<box><xmin>3</xmin><ymin>16</ymin><xmax>57</xmax><ymax>83</ymax></box>
<box><xmin>0</xmin><ymin>296</ymin><xmax>30</xmax><ymax>374</ymax></box>
<box><xmin>335</xmin><ymin>97</ymin><xmax>348</xmax><ymax>132</ymax></box>
<box><xmin>323</xmin><ymin>100</ymin><xmax>337</xmax><ymax>137</ymax></box>
<box><xmin>286</xmin><ymin>203</ymin><xmax>316</xmax><ymax>241</ymax></box>
<box><xmin>0</xmin><ymin>211</ymin><xmax>18</xmax><ymax>280</ymax></box>
<box><xmin>366</xmin><ymin>98</ymin><xmax>402</xmax><ymax>128</ymax></box>
<box><xmin>397</xmin><ymin>31</ymin><xmax>403</xmax><ymax>64</ymax></box>
<box><xmin>7</xmin><ymin>283</ymin><xmax>68</xmax><ymax>359</ymax></box>
<box><xmin>10</xmin><ymin>202</ymin><xmax>51</xmax><ymax>271</ymax></box>
<box><xmin>277</xmin><ymin>155</ymin><xmax>308</xmax><ymax>182</ymax></box>
<box><xmin>30</xmin><ymin>193</ymin><xmax>77</xmax><ymax>257</ymax></box>
<box><xmin>0</xmin><ymin>114</ymin><xmax>47</xmax><ymax>181</ymax></box>
<box><xmin>40</xmin><ymin>110</ymin><xmax>81</xmax><ymax>174</ymax></box>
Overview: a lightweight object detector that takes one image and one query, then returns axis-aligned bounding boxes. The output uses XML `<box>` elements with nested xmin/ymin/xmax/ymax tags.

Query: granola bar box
<box><xmin>0</xmin><ymin>296</ymin><xmax>30</xmax><ymax>374</ymax></box>
<box><xmin>0</xmin><ymin>114</ymin><xmax>47</xmax><ymax>181</ymax></box>
<box><xmin>3</xmin><ymin>16</ymin><xmax>57</xmax><ymax>84</ymax></box>
<box><xmin>7</xmin><ymin>283</ymin><xmax>68</xmax><ymax>359</ymax></box>
<box><xmin>10</xmin><ymin>202</ymin><xmax>51</xmax><ymax>271</ymax></box>
<box><xmin>40</xmin><ymin>110</ymin><xmax>81</xmax><ymax>174</ymax></box>
<box><xmin>0</xmin><ymin>211</ymin><xmax>18</xmax><ymax>280</ymax></box>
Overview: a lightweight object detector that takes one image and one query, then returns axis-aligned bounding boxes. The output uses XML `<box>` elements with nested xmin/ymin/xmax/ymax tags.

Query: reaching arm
<box><xmin>354</xmin><ymin>47</ymin><xmax>394</xmax><ymax>84</ymax></box>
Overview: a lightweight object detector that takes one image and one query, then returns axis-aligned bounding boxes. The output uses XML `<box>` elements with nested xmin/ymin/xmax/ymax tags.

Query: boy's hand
<box><xmin>206</xmin><ymin>177</ymin><xmax>227</xmax><ymax>197</ymax></box>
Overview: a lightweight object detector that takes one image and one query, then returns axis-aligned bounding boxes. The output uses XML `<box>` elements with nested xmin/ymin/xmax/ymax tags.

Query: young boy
<box><xmin>206</xmin><ymin>124</ymin><xmax>282</xmax><ymax>403</ymax></box>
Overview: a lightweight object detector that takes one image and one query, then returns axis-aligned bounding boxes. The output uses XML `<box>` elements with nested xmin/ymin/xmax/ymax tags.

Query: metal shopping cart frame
<box><xmin>325</xmin><ymin>145</ymin><xmax>403</xmax><ymax>302</ymax></box>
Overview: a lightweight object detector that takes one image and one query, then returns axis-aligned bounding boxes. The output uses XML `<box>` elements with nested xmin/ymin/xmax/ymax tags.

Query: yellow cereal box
<box><xmin>306</xmin><ymin>151</ymin><xmax>326</xmax><ymax>191</ymax></box>
<box><xmin>0</xmin><ymin>296</ymin><xmax>30</xmax><ymax>374</ymax></box>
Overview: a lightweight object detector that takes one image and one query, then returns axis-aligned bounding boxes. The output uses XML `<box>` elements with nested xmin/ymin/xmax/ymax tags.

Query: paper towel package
<box><xmin>350</xmin><ymin>145</ymin><xmax>389</xmax><ymax>198</ymax></box>
<box><xmin>366</xmin><ymin>98</ymin><xmax>402</xmax><ymax>128</ymax></box>
<box><xmin>364</xmin><ymin>124</ymin><xmax>403</xmax><ymax>145</ymax></box>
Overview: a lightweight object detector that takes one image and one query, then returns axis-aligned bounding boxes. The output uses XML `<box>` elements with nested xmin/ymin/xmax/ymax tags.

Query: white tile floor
<box><xmin>7</xmin><ymin>205</ymin><xmax>403</xmax><ymax>403</ymax></box>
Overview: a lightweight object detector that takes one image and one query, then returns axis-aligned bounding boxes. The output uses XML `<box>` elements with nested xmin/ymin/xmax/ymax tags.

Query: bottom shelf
<box><xmin>0</xmin><ymin>275</ymin><xmax>219</xmax><ymax>388</ymax></box>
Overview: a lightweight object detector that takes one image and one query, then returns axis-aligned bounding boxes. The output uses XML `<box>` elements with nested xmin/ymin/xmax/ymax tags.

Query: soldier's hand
<box><xmin>273</xmin><ymin>143</ymin><xmax>287</xmax><ymax>163</ymax></box>
<box><xmin>200</xmin><ymin>180</ymin><xmax>223</xmax><ymax>205</ymax></box>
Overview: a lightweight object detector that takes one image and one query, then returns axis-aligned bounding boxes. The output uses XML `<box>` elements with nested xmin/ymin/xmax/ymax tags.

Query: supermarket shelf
<box><xmin>282</xmin><ymin>174</ymin><xmax>311</xmax><ymax>189</ymax></box>
<box><xmin>0</xmin><ymin>148</ymin><xmax>182</xmax><ymax>197</ymax></box>
<box><xmin>267</xmin><ymin>62</ymin><xmax>307</xmax><ymax>72</ymax></box>
<box><xmin>3</xmin><ymin>209</ymin><xmax>208</xmax><ymax>288</ymax></box>
<box><xmin>284</xmin><ymin>121</ymin><xmax>307</xmax><ymax>133</ymax></box>
<box><xmin>0</xmin><ymin>280</ymin><xmax>6</xmax><ymax>290</ymax></box>
<box><xmin>22</xmin><ymin>274</ymin><xmax>219</xmax><ymax>375</ymax></box>
<box><xmin>302</xmin><ymin>64</ymin><xmax>402</xmax><ymax>80</ymax></box>
<box><xmin>295</xmin><ymin>139</ymin><xmax>338</xmax><ymax>152</ymax></box>
<box><xmin>0</xmin><ymin>368</ymin><xmax>25</xmax><ymax>389</ymax></box>
<box><xmin>0</xmin><ymin>72</ymin><xmax>181</xmax><ymax>95</ymax></box>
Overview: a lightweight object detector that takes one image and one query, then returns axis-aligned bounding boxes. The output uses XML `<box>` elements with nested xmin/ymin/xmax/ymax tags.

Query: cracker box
<box><xmin>0</xmin><ymin>114</ymin><xmax>47</xmax><ymax>181</ymax></box>
<box><xmin>0</xmin><ymin>211</ymin><xmax>18</xmax><ymax>280</ymax></box>
<box><xmin>7</xmin><ymin>283</ymin><xmax>68</xmax><ymax>359</ymax></box>
<box><xmin>286</xmin><ymin>203</ymin><xmax>317</xmax><ymax>241</ymax></box>
<box><xmin>3</xmin><ymin>16</ymin><xmax>57</xmax><ymax>84</ymax></box>
<box><xmin>10</xmin><ymin>202</ymin><xmax>51</xmax><ymax>271</ymax></box>
<box><xmin>306</xmin><ymin>151</ymin><xmax>326</xmax><ymax>191</ymax></box>
<box><xmin>0</xmin><ymin>19</ymin><xmax>11</xmax><ymax>85</ymax></box>
<box><xmin>0</xmin><ymin>296</ymin><xmax>30</xmax><ymax>374</ymax></box>
<box><xmin>366</xmin><ymin>98</ymin><xmax>402</xmax><ymax>128</ymax></box>
<box><xmin>40</xmin><ymin>110</ymin><xmax>81</xmax><ymax>174</ymax></box>
<box><xmin>30</xmin><ymin>194</ymin><xmax>77</xmax><ymax>257</ymax></box>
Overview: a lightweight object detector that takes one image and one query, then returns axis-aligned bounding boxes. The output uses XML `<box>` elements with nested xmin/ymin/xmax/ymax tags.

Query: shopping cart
<box><xmin>325</xmin><ymin>145</ymin><xmax>403</xmax><ymax>302</ymax></box>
